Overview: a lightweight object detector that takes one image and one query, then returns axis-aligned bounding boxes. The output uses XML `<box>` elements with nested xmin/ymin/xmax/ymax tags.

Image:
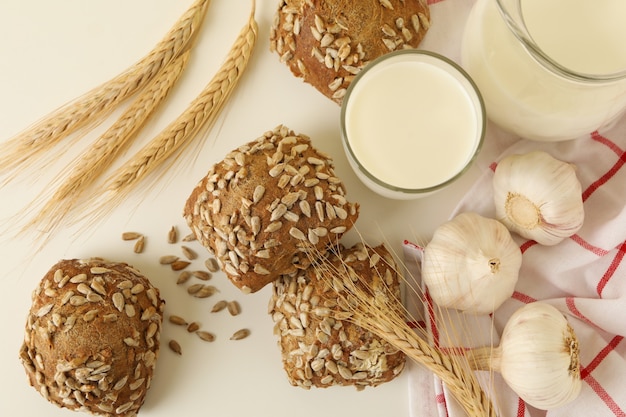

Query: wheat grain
<box><xmin>85</xmin><ymin>0</ymin><xmax>258</xmax><ymax>220</ymax></box>
<box><xmin>0</xmin><ymin>0</ymin><xmax>211</xmax><ymax>179</ymax></box>
<box><xmin>307</xmin><ymin>245</ymin><xmax>497</xmax><ymax>417</ymax></box>
<box><xmin>24</xmin><ymin>50</ymin><xmax>191</xmax><ymax>236</ymax></box>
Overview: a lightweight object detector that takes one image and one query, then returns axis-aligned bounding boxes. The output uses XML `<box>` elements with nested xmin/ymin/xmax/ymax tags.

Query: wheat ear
<box><xmin>309</xmin><ymin>247</ymin><xmax>497</xmax><ymax>417</ymax></box>
<box><xmin>24</xmin><ymin>50</ymin><xmax>191</xmax><ymax>238</ymax></box>
<box><xmin>0</xmin><ymin>0</ymin><xmax>211</xmax><ymax>178</ymax></box>
<box><xmin>85</xmin><ymin>0</ymin><xmax>257</xmax><ymax>220</ymax></box>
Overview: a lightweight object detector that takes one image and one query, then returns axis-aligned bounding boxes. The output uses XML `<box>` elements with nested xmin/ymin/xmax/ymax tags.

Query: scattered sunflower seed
<box><xmin>193</xmin><ymin>285</ymin><xmax>218</xmax><ymax>298</ymax></box>
<box><xmin>176</xmin><ymin>271</ymin><xmax>192</xmax><ymax>285</ymax></box>
<box><xmin>230</xmin><ymin>328</ymin><xmax>250</xmax><ymax>340</ymax></box>
<box><xmin>168</xmin><ymin>226</ymin><xmax>178</xmax><ymax>244</ymax></box>
<box><xmin>186</xmin><ymin>322</ymin><xmax>200</xmax><ymax>333</ymax></box>
<box><xmin>169</xmin><ymin>315</ymin><xmax>188</xmax><ymax>326</ymax></box>
<box><xmin>211</xmin><ymin>300</ymin><xmax>228</xmax><ymax>313</ymax></box>
<box><xmin>204</xmin><ymin>258</ymin><xmax>220</xmax><ymax>273</ymax></box>
<box><xmin>122</xmin><ymin>232</ymin><xmax>142</xmax><ymax>241</ymax></box>
<box><xmin>227</xmin><ymin>300</ymin><xmax>241</xmax><ymax>316</ymax></box>
<box><xmin>133</xmin><ymin>236</ymin><xmax>145</xmax><ymax>254</ymax></box>
<box><xmin>168</xmin><ymin>340</ymin><xmax>182</xmax><ymax>355</ymax></box>
<box><xmin>191</xmin><ymin>270</ymin><xmax>211</xmax><ymax>281</ymax></box>
<box><xmin>196</xmin><ymin>331</ymin><xmax>215</xmax><ymax>342</ymax></box>
<box><xmin>187</xmin><ymin>284</ymin><xmax>204</xmax><ymax>295</ymax></box>
<box><xmin>171</xmin><ymin>260</ymin><xmax>191</xmax><ymax>271</ymax></box>
<box><xmin>181</xmin><ymin>246</ymin><xmax>198</xmax><ymax>260</ymax></box>
<box><xmin>159</xmin><ymin>255</ymin><xmax>179</xmax><ymax>265</ymax></box>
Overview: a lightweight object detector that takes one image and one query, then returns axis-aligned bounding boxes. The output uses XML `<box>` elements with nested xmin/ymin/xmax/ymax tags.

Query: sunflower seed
<box><xmin>211</xmin><ymin>300</ymin><xmax>228</xmax><ymax>312</ymax></box>
<box><xmin>379</xmin><ymin>0</ymin><xmax>394</xmax><ymax>10</ymax></box>
<box><xmin>411</xmin><ymin>14</ymin><xmax>421</xmax><ymax>33</ymax></box>
<box><xmin>196</xmin><ymin>331</ymin><xmax>215</xmax><ymax>342</ymax></box>
<box><xmin>131</xmin><ymin>283</ymin><xmax>145</xmax><ymax>295</ymax></box>
<box><xmin>171</xmin><ymin>260</ymin><xmax>191</xmax><ymax>271</ymax></box>
<box><xmin>194</xmin><ymin>285</ymin><xmax>217</xmax><ymax>298</ymax></box>
<box><xmin>125</xmin><ymin>304</ymin><xmax>136</xmax><ymax>318</ymax></box>
<box><xmin>69</xmin><ymin>273</ymin><xmax>87</xmax><ymax>284</ymax></box>
<box><xmin>168</xmin><ymin>340</ymin><xmax>182</xmax><ymax>355</ymax></box>
<box><xmin>169</xmin><ymin>315</ymin><xmax>188</xmax><ymax>326</ymax></box>
<box><xmin>83</xmin><ymin>309</ymin><xmax>98</xmax><ymax>322</ymax></box>
<box><xmin>230</xmin><ymin>328</ymin><xmax>250</xmax><ymax>340</ymax></box>
<box><xmin>159</xmin><ymin>255</ymin><xmax>179</xmax><ymax>265</ymax></box>
<box><xmin>76</xmin><ymin>283</ymin><xmax>91</xmax><ymax>295</ymax></box>
<box><xmin>70</xmin><ymin>295</ymin><xmax>88</xmax><ymax>307</ymax></box>
<box><xmin>192</xmin><ymin>270</ymin><xmax>211</xmax><ymax>281</ymax></box>
<box><xmin>168</xmin><ymin>226</ymin><xmax>178</xmax><ymax>244</ymax></box>
<box><xmin>103</xmin><ymin>313</ymin><xmax>117</xmax><ymax>323</ymax></box>
<box><xmin>133</xmin><ymin>236</ymin><xmax>145</xmax><ymax>253</ymax></box>
<box><xmin>253</xmin><ymin>185</ymin><xmax>266</xmax><ymax>203</ymax></box>
<box><xmin>205</xmin><ymin>258</ymin><xmax>220</xmax><ymax>273</ymax></box>
<box><xmin>187</xmin><ymin>284</ymin><xmax>204</xmax><ymax>295</ymax></box>
<box><xmin>177</xmin><ymin>271</ymin><xmax>192</xmax><ymax>285</ymax></box>
<box><xmin>36</xmin><ymin>303</ymin><xmax>54</xmax><ymax>317</ymax></box>
<box><xmin>124</xmin><ymin>337</ymin><xmax>139</xmax><ymax>347</ymax></box>
<box><xmin>382</xmin><ymin>24</ymin><xmax>396</xmax><ymax>37</ymax></box>
<box><xmin>227</xmin><ymin>300</ymin><xmax>241</xmax><ymax>316</ymax></box>
<box><xmin>122</xmin><ymin>232</ymin><xmax>142</xmax><ymax>241</ymax></box>
<box><xmin>186</xmin><ymin>322</ymin><xmax>200</xmax><ymax>333</ymax></box>
<box><xmin>289</xmin><ymin>227</ymin><xmax>306</xmax><ymax>240</ymax></box>
<box><xmin>181</xmin><ymin>246</ymin><xmax>197</xmax><ymax>260</ymax></box>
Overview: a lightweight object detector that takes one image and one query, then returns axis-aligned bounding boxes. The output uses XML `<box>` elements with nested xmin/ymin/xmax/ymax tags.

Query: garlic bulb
<box><xmin>469</xmin><ymin>302</ymin><xmax>582</xmax><ymax>410</ymax></box>
<box><xmin>422</xmin><ymin>212</ymin><xmax>522</xmax><ymax>315</ymax></box>
<box><xmin>493</xmin><ymin>151</ymin><xmax>584</xmax><ymax>246</ymax></box>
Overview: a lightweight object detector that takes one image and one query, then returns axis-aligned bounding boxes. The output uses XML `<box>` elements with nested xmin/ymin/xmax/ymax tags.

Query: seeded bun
<box><xmin>19</xmin><ymin>258</ymin><xmax>165</xmax><ymax>417</ymax></box>
<box><xmin>269</xmin><ymin>0</ymin><xmax>431</xmax><ymax>103</ymax></box>
<box><xmin>183</xmin><ymin>124</ymin><xmax>359</xmax><ymax>294</ymax></box>
<box><xmin>269</xmin><ymin>243</ymin><xmax>406</xmax><ymax>389</ymax></box>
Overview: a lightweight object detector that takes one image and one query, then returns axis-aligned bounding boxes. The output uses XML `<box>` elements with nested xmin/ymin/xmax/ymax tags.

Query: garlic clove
<box><xmin>422</xmin><ymin>212</ymin><xmax>522</xmax><ymax>315</ymax></box>
<box><xmin>493</xmin><ymin>151</ymin><xmax>584</xmax><ymax>246</ymax></box>
<box><xmin>497</xmin><ymin>302</ymin><xmax>582</xmax><ymax>410</ymax></box>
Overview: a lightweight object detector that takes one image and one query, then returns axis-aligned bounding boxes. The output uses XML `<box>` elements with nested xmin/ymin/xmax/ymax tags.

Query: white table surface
<box><xmin>0</xmin><ymin>1</ymin><xmax>486</xmax><ymax>416</ymax></box>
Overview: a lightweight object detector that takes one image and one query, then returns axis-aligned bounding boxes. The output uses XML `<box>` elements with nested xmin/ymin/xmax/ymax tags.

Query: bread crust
<box><xmin>270</xmin><ymin>0</ymin><xmax>431</xmax><ymax>103</ymax></box>
<box><xmin>269</xmin><ymin>243</ymin><xmax>406</xmax><ymax>389</ymax></box>
<box><xmin>19</xmin><ymin>258</ymin><xmax>165</xmax><ymax>417</ymax></box>
<box><xmin>184</xmin><ymin>124</ymin><xmax>359</xmax><ymax>293</ymax></box>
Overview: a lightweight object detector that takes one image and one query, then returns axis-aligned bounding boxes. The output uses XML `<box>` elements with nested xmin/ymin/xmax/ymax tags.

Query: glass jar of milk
<box><xmin>461</xmin><ymin>0</ymin><xmax>626</xmax><ymax>141</ymax></box>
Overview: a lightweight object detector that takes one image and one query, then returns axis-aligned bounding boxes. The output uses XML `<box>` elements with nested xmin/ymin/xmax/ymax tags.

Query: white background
<box><xmin>0</xmin><ymin>1</ymin><xmax>488</xmax><ymax>416</ymax></box>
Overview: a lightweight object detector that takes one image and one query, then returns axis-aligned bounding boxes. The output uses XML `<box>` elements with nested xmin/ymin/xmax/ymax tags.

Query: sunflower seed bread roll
<box><xmin>269</xmin><ymin>243</ymin><xmax>406</xmax><ymax>389</ymax></box>
<box><xmin>270</xmin><ymin>0</ymin><xmax>431</xmax><ymax>103</ymax></box>
<box><xmin>19</xmin><ymin>258</ymin><xmax>165</xmax><ymax>417</ymax></box>
<box><xmin>183</xmin><ymin>124</ymin><xmax>359</xmax><ymax>293</ymax></box>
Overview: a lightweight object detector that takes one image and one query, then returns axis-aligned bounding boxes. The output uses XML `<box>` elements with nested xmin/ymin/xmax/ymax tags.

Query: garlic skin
<box><xmin>422</xmin><ymin>212</ymin><xmax>522</xmax><ymax>315</ymax></box>
<box><xmin>493</xmin><ymin>151</ymin><xmax>584</xmax><ymax>246</ymax></box>
<box><xmin>494</xmin><ymin>302</ymin><xmax>582</xmax><ymax>410</ymax></box>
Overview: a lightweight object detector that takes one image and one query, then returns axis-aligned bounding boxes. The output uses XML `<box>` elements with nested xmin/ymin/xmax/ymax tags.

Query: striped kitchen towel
<box><xmin>404</xmin><ymin>109</ymin><xmax>626</xmax><ymax>417</ymax></box>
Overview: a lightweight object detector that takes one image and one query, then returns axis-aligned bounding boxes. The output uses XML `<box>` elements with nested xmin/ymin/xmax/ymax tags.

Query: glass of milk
<box><xmin>462</xmin><ymin>0</ymin><xmax>626</xmax><ymax>142</ymax></box>
<box><xmin>340</xmin><ymin>50</ymin><xmax>485</xmax><ymax>200</ymax></box>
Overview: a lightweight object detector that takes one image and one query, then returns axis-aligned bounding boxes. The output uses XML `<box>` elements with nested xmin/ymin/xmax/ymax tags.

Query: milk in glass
<box><xmin>341</xmin><ymin>51</ymin><xmax>484</xmax><ymax>199</ymax></box>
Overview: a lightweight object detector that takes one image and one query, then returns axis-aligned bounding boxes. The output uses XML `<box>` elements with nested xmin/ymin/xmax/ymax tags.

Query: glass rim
<box><xmin>339</xmin><ymin>49</ymin><xmax>486</xmax><ymax>196</ymax></box>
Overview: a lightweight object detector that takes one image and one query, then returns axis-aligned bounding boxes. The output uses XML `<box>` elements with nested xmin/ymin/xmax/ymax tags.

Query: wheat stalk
<box><xmin>23</xmin><ymin>50</ymin><xmax>191</xmax><ymax>238</ymax></box>
<box><xmin>308</xmin><ymin>245</ymin><xmax>497</xmax><ymax>417</ymax></box>
<box><xmin>0</xmin><ymin>0</ymin><xmax>211</xmax><ymax>179</ymax></box>
<box><xmin>83</xmin><ymin>0</ymin><xmax>257</xmax><ymax>221</ymax></box>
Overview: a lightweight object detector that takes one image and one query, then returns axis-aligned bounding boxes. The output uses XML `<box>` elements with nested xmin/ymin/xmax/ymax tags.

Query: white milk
<box><xmin>341</xmin><ymin>51</ymin><xmax>484</xmax><ymax>199</ymax></box>
<box><xmin>461</xmin><ymin>0</ymin><xmax>626</xmax><ymax>141</ymax></box>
